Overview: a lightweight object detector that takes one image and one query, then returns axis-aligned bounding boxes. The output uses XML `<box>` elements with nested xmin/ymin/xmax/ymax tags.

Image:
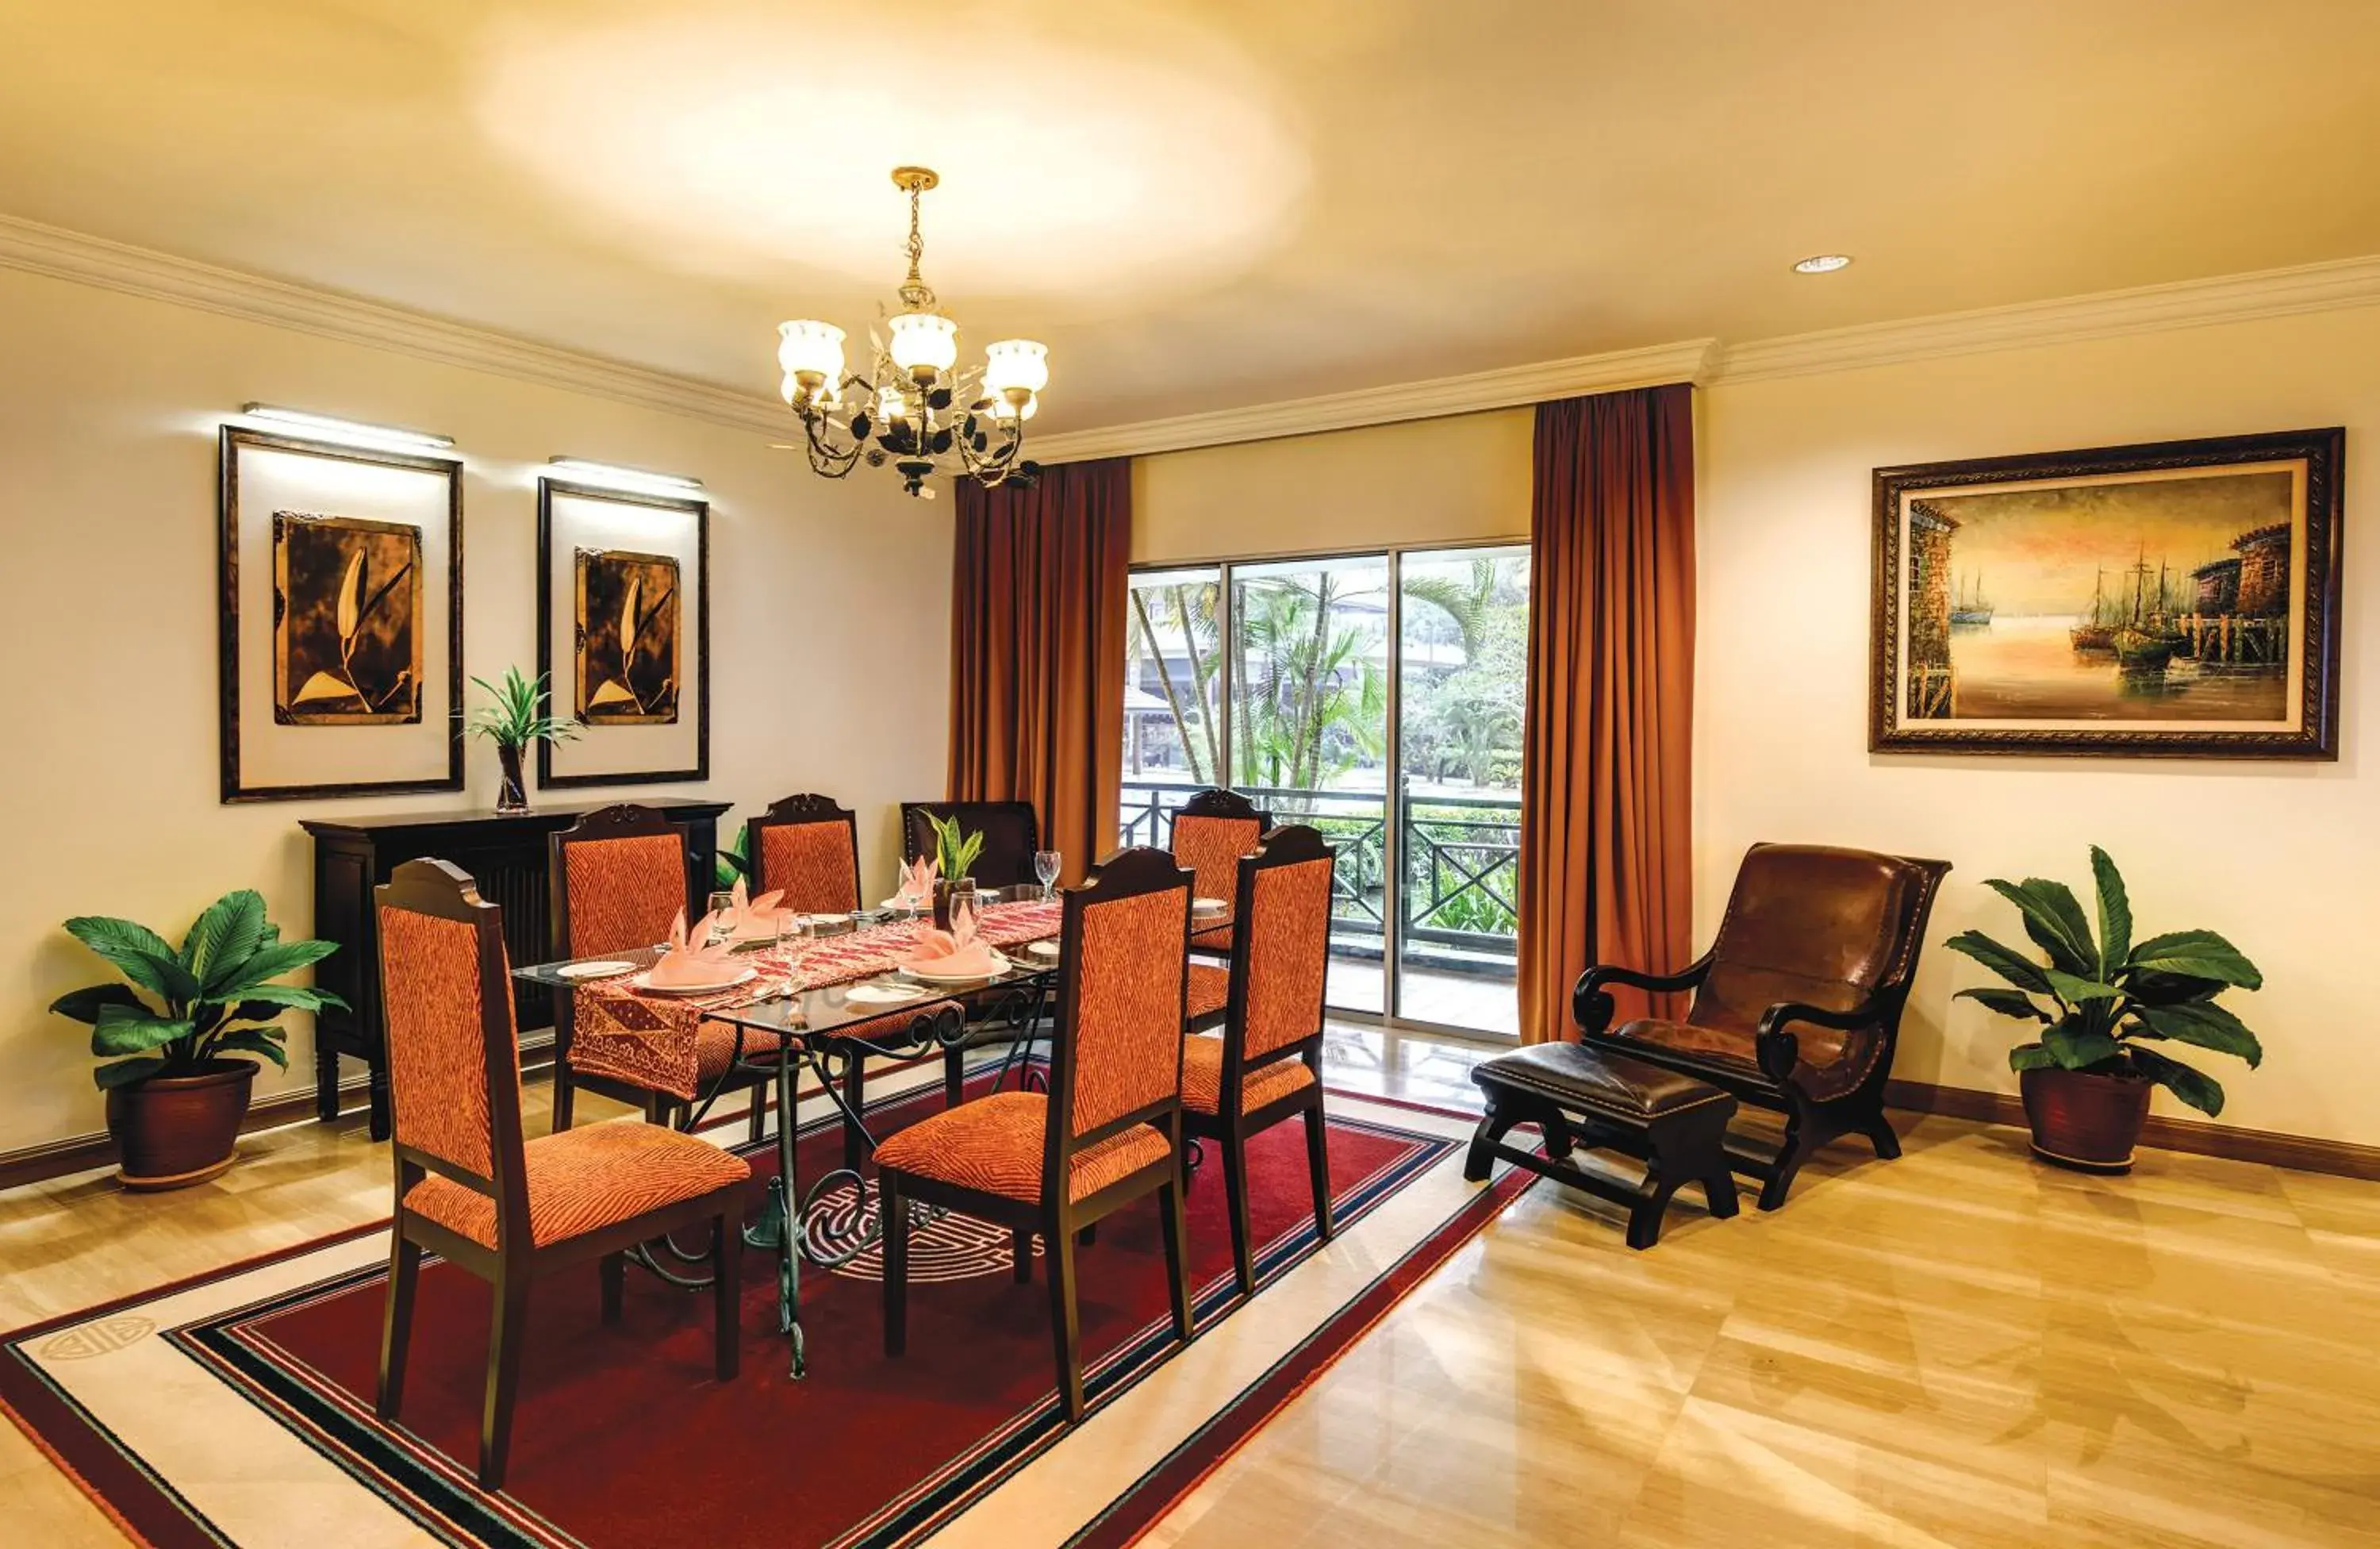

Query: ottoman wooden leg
<box><xmin>1463</xmin><ymin>1091</ymin><xmax>1525</xmax><ymax>1182</ymax></box>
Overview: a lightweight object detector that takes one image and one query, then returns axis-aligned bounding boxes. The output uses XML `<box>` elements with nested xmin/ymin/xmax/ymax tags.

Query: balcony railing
<box><xmin>1119</xmin><ymin>779</ymin><xmax>1518</xmax><ymax>982</ymax></box>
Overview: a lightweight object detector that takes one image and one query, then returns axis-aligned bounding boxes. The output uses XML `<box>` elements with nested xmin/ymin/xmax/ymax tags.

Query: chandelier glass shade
<box><xmin>775</xmin><ymin>167</ymin><xmax>1046</xmax><ymax>498</ymax></box>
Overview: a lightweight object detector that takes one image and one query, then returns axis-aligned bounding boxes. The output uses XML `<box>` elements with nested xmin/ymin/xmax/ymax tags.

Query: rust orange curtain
<box><xmin>949</xmin><ymin>459</ymin><xmax>1130</xmax><ymax>884</ymax></box>
<box><xmin>1515</xmin><ymin>384</ymin><xmax>1697</xmax><ymax>1044</ymax></box>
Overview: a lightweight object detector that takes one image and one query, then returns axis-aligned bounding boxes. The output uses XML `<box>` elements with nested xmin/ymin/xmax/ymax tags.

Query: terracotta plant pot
<box><xmin>2019</xmin><ymin>1065</ymin><xmax>2151</xmax><ymax>1174</ymax></box>
<box><xmin>105</xmin><ymin>1060</ymin><xmax>257</xmax><ymax>1191</ymax></box>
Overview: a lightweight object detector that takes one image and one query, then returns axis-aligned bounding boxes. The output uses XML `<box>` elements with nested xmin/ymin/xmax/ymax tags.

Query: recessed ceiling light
<box><xmin>1792</xmin><ymin>254</ymin><xmax>1853</xmax><ymax>275</ymax></box>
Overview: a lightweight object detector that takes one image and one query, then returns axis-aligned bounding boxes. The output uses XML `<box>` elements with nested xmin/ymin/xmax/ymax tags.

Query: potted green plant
<box><xmin>49</xmin><ymin>889</ymin><xmax>344</xmax><ymax>1190</ymax></box>
<box><xmin>926</xmin><ymin>812</ymin><xmax>985</xmax><ymax>930</ymax></box>
<box><xmin>469</xmin><ymin>666</ymin><xmax>579</xmax><ymax>814</ymax></box>
<box><xmin>1947</xmin><ymin>846</ymin><xmax>2263</xmax><ymax>1172</ymax></box>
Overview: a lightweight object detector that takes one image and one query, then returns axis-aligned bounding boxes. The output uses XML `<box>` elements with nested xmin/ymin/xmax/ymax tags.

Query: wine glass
<box><xmin>707</xmin><ymin>888</ymin><xmax>736</xmax><ymax>945</ymax></box>
<box><xmin>1034</xmin><ymin>850</ymin><xmax>1061</xmax><ymax>901</ymax></box>
<box><xmin>775</xmin><ymin>910</ymin><xmax>809</xmax><ymax>991</ymax></box>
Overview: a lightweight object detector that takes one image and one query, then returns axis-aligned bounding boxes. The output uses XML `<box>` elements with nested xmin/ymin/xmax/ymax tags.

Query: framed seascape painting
<box><xmin>537</xmin><ymin>478</ymin><xmax>709</xmax><ymax>788</ymax></box>
<box><xmin>1871</xmin><ymin>428</ymin><xmax>2344</xmax><ymax>759</ymax></box>
<box><xmin>218</xmin><ymin>426</ymin><xmax>464</xmax><ymax>801</ymax></box>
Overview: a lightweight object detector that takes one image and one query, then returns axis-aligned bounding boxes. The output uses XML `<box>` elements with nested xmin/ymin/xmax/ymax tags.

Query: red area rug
<box><xmin>3</xmin><ymin>1071</ymin><xmax>1530</xmax><ymax>1549</ymax></box>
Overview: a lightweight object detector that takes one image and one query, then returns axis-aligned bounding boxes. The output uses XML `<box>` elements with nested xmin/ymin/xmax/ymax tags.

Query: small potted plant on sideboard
<box><xmin>469</xmin><ymin>665</ymin><xmax>579</xmax><ymax>814</ymax></box>
<box><xmin>1948</xmin><ymin>846</ymin><xmax>2263</xmax><ymax>1172</ymax></box>
<box><xmin>50</xmin><ymin>890</ymin><xmax>344</xmax><ymax>1190</ymax></box>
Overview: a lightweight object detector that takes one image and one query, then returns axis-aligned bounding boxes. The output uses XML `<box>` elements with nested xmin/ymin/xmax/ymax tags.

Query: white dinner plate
<box><xmin>555</xmin><ymin>959</ymin><xmax>636</xmax><ymax>980</ymax></box>
<box><xmin>1027</xmin><ymin>940</ymin><xmax>1060</xmax><ymax>958</ymax></box>
<box><xmin>631</xmin><ymin>966</ymin><xmax>758</xmax><ymax>997</ymax></box>
<box><xmin>1191</xmin><ymin>897</ymin><xmax>1229</xmax><ymax>916</ymax></box>
<box><xmin>879</xmin><ymin>896</ymin><xmax>931</xmax><ymax>912</ymax></box>
<box><xmin>898</xmin><ymin>950</ymin><xmax>1012</xmax><ymax>984</ymax></box>
<box><xmin>846</xmin><ymin>982</ymin><xmax>930</xmax><ymax>1005</ymax></box>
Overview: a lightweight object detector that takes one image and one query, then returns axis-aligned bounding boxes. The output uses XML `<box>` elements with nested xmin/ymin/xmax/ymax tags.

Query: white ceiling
<box><xmin>6</xmin><ymin>0</ymin><xmax>2380</xmax><ymax>435</ymax></box>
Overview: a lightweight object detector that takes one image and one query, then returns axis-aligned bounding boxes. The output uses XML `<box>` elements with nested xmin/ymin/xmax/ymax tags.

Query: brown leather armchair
<box><xmin>1573</xmin><ymin>843</ymin><xmax>1950</xmax><ymax>1210</ymax></box>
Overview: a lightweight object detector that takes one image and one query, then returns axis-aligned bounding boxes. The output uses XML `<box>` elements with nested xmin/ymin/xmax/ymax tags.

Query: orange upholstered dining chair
<box><xmin>745</xmin><ymin>792</ymin><xmax>864</xmax><ymax>917</ymax></box>
<box><xmin>548</xmin><ymin>804</ymin><xmax>781</xmax><ymax>1142</ymax></box>
<box><xmin>874</xmin><ymin>845</ymin><xmax>1196</xmax><ymax>1422</ymax></box>
<box><xmin>1178</xmin><ymin>824</ymin><xmax>1337</xmax><ymax>1296</ymax></box>
<box><xmin>1169</xmin><ymin>787</ymin><xmax>1271</xmax><ymax>957</ymax></box>
<box><xmin>374</xmin><ymin>859</ymin><xmax>747</xmax><ymax>1491</ymax></box>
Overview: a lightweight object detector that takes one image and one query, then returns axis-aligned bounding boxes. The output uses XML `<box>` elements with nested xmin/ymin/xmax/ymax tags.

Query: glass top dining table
<box><xmin>509</xmin><ymin>885</ymin><xmax>1064</xmax><ymax>1379</ymax></box>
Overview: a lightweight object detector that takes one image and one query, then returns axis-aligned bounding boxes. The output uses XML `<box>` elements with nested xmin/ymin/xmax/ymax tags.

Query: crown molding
<box><xmin>1026</xmin><ymin>338</ymin><xmax>1723</xmax><ymax>464</ymax></box>
<box><xmin>1715</xmin><ymin>251</ymin><xmax>2380</xmax><ymax>384</ymax></box>
<box><xmin>0</xmin><ymin>213</ymin><xmax>789</xmax><ymax>436</ymax></box>
<box><xmin>9</xmin><ymin>211</ymin><xmax>2380</xmax><ymax>461</ymax></box>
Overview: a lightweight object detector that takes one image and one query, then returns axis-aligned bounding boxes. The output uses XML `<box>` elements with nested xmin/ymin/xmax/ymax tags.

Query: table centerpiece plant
<box><xmin>925</xmin><ymin>812</ymin><xmax>985</xmax><ymax>930</ymax></box>
<box><xmin>469</xmin><ymin>666</ymin><xmax>579</xmax><ymax>814</ymax></box>
<box><xmin>50</xmin><ymin>888</ymin><xmax>344</xmax><ymax>1190</ymax></box>
<box><xmin>1946</xmin><ymin>845</ymin><xmax>2263</xmax><ymax>1171</ymax></box>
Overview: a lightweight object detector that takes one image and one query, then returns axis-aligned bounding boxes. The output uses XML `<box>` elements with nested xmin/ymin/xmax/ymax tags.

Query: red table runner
<box><xmin>568</xmin><ymin>900</ymin><xmax>1063</xmax><ymax>1101</ymax></box>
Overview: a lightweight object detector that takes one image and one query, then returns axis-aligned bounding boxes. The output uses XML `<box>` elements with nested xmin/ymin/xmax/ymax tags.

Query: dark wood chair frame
<box><xmin>1186</xmin><ymin>824</ymin><xmax>1334</xmax><ymax>1297</ymax></box>
<box><xmin>1172</xmin><ymin>787</ymin><xmax>1273</xmax><ymax>959</ymax></box>
<box><xmin>1572</xmin><ymin>851</ymin><xmax>1952</xmax><ymax>1210</ymax></box>
<box><xmin>899</xmin><ymin>799</ymin><xmax>1042</xmax><ymax>890</ymax></box>
<box><xmin>374</xmin><ymin>859</ymin><xmax>744</xmax><ymax>1492</ymax></box>
<box><xmin>546</xmin><ymin>803</ymin><xmax>769</xmax><ymax>1141</ymax></box>
<box><xmin>878</xmin><ymin>846</ymin><xmax>1197</xmax><ymax>1422</ymax></box>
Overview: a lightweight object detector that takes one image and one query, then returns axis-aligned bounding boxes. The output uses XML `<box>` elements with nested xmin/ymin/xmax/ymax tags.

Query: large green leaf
<box><xmin>1983</xmin><ymin>878</ymin><xmax>2096</xmax><ymax>978</ymax></box>
<box><xmin>217</xmin><ymin>982</ymin><xmax>345</xmax><ymax>1017</ymax></box>
<box><xmin>1956</xmin><ymin>986</ymin><xmax>2049</xmax><ymax>1022</ymax></box>
<box><xmin>2008</xmin><ymin>1042</ymin><xmax>2059</xmax><ymax>1071</ymax></box>
<box><xmin>2129</xmin><ymin>929</ymin><xmax>2262</xmax><ymax>990</ymax></box>
<box><xmin>2132</xmin><ymin>1002</ymin><xmax>2263</xmax><ymax>1068</ymax></box>
<box><xmin>2125</xmin><ymin>968</ymin><xmax>2225</xmax><ymax>1007</ymax></box>
<box><xmin>64</xmin><ymin>916</ymin><xmax>201</xmax><ymax>1005</ymax></box>
<box><xmin>90</xmin><ymin>1004</ymin><xmax>195</xmax><ymax>1057</ymax></box>
<box><xmin>1943</xmin><ymin>930</ymin><xmax>2054</xmax><ymax>995</ymax></box>
<box><xmin>210</xmin><ymin>938</ymin><xmax>340</xmax><ymax>997</ymax></box>
<box><xmin>2088</xmin><ymin>848</ymin><xmax>2132</xmax><ymax>978</ymax></box>
<box><xmin>2130</xmin><ymin>1044</ymin><xmax>2225</xmax><ymax>1117</ymax></box>
<box><xmin>208</xmin><ymin>1028</ymin><xmax>290</xmax><ymax>1071</ymax></box>
<box><xmin>48</xmin><ymin>983</ymin><xmax>144</xmax><ymax>1024</ymax></box>
<box><xmin>2044</xmin><ymin>968</ymin><xmax>2123</xmax><ymax>1004</ymax></box>
<box><xmin>2042</xmin><ymin>1020</ymin><xmax>2123</xmax><ymax>1070</ymax></box>
<box><xmin>93</xmin><ymin>1055</ymin><xmax>167</xmax><ymax>1090</ymax></box>
<box><xmin>186</xmin><ymin>890</ymin><xmax>269</xmax><ymax>991</ymax></box>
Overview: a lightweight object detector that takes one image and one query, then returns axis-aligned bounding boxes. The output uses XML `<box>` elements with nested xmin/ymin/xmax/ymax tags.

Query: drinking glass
<box><xmin>707</xmin><ymin>889</ymin><xmax>736</xmax><ymax>944</ymax></box>
<box><xmin>1034</xmin><ymin>850</ymin><xmax>1061</xmax><ymax>901</ymax></box>
<box><xmin>775</xmin><ymin>910</ymin><xmax>809</xmax><ymax>990</ymax></box>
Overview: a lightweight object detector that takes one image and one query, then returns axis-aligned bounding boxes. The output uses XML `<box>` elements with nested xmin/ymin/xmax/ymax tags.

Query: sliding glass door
<box><xmin>1120</xmin><ymin>542</ymin><xmax>1529</xmax><ymax>1039</ymax></box>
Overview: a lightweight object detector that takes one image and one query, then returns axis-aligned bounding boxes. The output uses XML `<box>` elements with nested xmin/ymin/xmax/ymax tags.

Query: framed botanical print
<box><xmin>1871</xmin><ymin>428</ymin><xmax>2344</xmax><ymax>759</ymax></box>
<box><xmin>536</xmin><ymin>478</ymin><xmax>709</xmax><ymax>788</ymax></box>
<box><xmin>218</xmin><ymin>427</ymin><xmax>464</xmax><ymax>801</ymax></box>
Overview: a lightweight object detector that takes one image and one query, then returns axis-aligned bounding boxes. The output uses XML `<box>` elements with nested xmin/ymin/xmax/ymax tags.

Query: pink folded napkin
<box><xmin>903</xmin><ymin>909</ymin><xmax>999</xmax><ymax>978</ymax></box>
<box><xmin>726</xmin><ymin>877</ymin><xmax>788</xmax><ymax>942</ymax></box>
<box><xmin>893</xmin><ymin>855</ymin><xmax>939</xmax><ymax>909</ymax></box>
<box><xmin>647</xmin><ymin>909</ymin><xmax>743</xmax><ymax>986</ymax></box>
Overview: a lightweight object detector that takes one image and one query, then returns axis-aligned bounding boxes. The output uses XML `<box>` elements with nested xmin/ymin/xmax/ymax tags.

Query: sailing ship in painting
<box><xmin>1949</xmin><ymin>573</ymin><xmax>1994</xmax><ymax>628</ymax></box>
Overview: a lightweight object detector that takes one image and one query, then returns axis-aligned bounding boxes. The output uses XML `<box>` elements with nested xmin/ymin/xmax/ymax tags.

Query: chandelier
<box><xmin>775</xmin><ymin>167</ymin><xmax>1047</xmax><ymax>499</ymax></box>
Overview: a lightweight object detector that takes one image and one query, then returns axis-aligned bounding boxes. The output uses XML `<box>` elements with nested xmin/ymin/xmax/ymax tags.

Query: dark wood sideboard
<box><xmin>301</xmin><ymin>801</ymin><xmax>731</xmax><ymax>1140</ymax></box>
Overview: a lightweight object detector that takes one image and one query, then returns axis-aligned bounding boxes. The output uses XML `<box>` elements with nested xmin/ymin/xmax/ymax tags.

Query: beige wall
<box><xmin>1699</xmin><ymin>307</ymin><xmax>2378</xmax><ymax>1145</ymax></box>
<box><xmin>2</xmin><ymin>267</ymin><xmax>950</xmax><ymax>1155</ymax></box>
<box><xmin>1131</xmin><ymin>409</ymin><xmax>1532</xmax><ymax>565</ymax></box>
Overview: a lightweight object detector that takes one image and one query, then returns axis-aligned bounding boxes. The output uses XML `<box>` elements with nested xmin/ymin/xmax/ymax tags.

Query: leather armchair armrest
<box><xmin>1753</xmin><ymin>997</ymin><xmax>1884</xmax><ymax>1085</ymax></box>
<box><xmin>1572</xmin><ymin>955</ymin><xmax>1712</xmax><ymax>1036</ymax></box>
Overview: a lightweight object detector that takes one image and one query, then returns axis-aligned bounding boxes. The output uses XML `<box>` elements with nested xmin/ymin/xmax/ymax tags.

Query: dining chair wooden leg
<box><xmin>942</xmin><ymin>1045</ymin><xmax>965</xmax><ymax>1110</ymax></box>
<box><xmin>712</xmin><ymin>1210</ymin><xmax>742</xmax><ymax>1380</ymax></box>
<box><xmin>550</xmin><ymin>1061</ymin><xmax>577</xmax><ymax>1135</ymax></box>
<box><xmin>1159</xmin><ymin>1175</ymin><xmax>1195</xmax><ymax>1343</ymax></box>
<box><xmin>1077</xmin><ymin>1224</ymin><xmax>1096</xmax><ymax>1247</ymax></box>
<box><xmin>1012</xmin><ymin>1227</ymin><xmax>1033</xmax><ymax>1283</ymax></box>
<box><xmin>1220</xmin><ymin>1128</ymin><xmax>1256</xmax><ymax>1297</ymax></box>
<box><xmin>479</xmin><ymin>1275</ymin><xmax>533</xmax><ymax>1491</ymax></box>
<box><xmin>1303</xmin><ymin>1103</ymin><xmax>1334</xmax><ymax>1243</ymax></box>
<box><xmin>599</xmin><ymin>1251</ymin><xmax>624</xmax><ymax>1325</ymax></box>
<box><xmin>881</xmin><ymin>1174</ymin><xmax>909</xmax><ymax>1357</ymax></box>
<box><xmin>376</xmin><ymin>1234</ymin><xmax>421</xmax><ymax>1419</ymax></box>
<box><xmin>1046</xmin><ymin>1214</ymin><xmax>1084</xmax><ymax>1420</ymax></box>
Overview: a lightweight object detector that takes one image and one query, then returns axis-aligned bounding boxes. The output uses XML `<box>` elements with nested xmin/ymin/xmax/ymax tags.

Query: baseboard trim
<box><xmin>0</xmin><ymin>1044</ymin><xmax>557</xmax><ymax>1193</ymax></box>
<box><xmin>1884</xmin><ymin>1078</ymin><xmax>2380</xmax><ymax>1182</ymax></box>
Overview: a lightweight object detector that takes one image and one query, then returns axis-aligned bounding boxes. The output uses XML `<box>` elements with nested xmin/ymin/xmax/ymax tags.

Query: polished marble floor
<box><xmin>5</xmin><ymin>1030</ymin><xmax>2378</xmax><ymax>1547</ymax></box>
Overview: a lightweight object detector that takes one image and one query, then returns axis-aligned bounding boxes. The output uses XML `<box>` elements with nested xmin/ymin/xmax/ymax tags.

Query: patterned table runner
<box><xmin>569</xmin><ymin>900</ymin><xmax>1063</xmax><ymax>1101</ymax></box>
